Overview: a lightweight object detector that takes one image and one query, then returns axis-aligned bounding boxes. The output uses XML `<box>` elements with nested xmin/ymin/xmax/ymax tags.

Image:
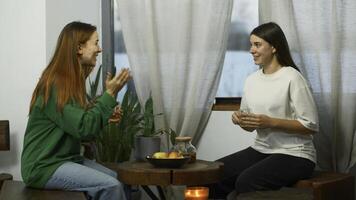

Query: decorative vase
<box><xmin>171</xmin><ymin>136</ymin><xmax>197</xmax><ymax>163</ymax></box>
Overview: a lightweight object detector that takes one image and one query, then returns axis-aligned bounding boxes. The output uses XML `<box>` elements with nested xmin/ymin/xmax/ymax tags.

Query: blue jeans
<box><xmin>45</xmin><ymin>159</ymin><xmax>127</xmax><ymax>200</ymax></box>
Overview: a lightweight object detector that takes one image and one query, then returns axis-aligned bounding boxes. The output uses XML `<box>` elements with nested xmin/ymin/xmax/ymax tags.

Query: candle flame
<box><xmin>185</xmin><ymin>187</ymin><xmax>209</xmax><ymax>200</ymax></box>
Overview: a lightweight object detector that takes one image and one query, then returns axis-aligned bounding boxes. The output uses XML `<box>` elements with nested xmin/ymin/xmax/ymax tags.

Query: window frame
<box><xmin>213</xmin><ymin>97</ymin><xmax>241</xmax><ymax>111</ymax></box>
<box><xmin>101</xmin><ymin>0</ymin><xmax>115</xmax><ymax>90</ymax></box>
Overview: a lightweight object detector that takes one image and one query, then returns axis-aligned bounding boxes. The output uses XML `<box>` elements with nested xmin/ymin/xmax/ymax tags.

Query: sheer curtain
<box><xmin>117</xmin><ymin>0</ymin><xmax>233</xmax><ymax>145</ymax></box>
<box><xmin>259</xmin><ymin>0</ymin><xmax>356</xmax><ymax>173</ymax></box>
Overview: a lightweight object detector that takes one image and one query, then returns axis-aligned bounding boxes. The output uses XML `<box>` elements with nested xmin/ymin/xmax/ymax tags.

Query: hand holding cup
<box><xmin>232</xmin><ymin>108</ymin><xmax>250</xmax><ymax>125</ymax></box>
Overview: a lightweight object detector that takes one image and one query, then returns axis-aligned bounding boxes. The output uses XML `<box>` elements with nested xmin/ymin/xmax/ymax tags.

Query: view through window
<box><xmin>113</xmin><ymin>0</ymin><xmax>130</xmax><ymax>102</ymax></box>
<box><xmin>216</xmin><ymin>0</ymin><xmax>258</xmax><ymax>97</ymax></box>
<box><xmin>112</xmin><ymin>0</ymin><xmax>259</xmax><ymax>101</ymax></box>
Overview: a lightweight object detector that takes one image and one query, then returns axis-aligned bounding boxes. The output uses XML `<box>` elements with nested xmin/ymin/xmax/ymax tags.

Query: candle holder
<box><xmin>185</xmin><ymin>187</ymin><xmax>209</xmax><ymax>200</ymax></box>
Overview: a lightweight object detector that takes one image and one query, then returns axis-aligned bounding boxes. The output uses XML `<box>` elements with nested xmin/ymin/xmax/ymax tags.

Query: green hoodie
<box><xmin>21</xmin><ymin>89</ymin><xmax>116</xmax><ymax>188</ymax></box>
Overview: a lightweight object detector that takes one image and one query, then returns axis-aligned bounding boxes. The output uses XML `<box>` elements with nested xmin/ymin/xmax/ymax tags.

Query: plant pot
<box><xmin>134</xmin><ymin>136</ymin><xmax>161</xmax><ymax>161</ymax></box>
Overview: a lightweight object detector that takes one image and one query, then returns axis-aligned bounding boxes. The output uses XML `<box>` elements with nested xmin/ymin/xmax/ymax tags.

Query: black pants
<box><xmin>209</xmin><ymin>147</ymin><xmax>315</xmax><ymax>199</ymax></box>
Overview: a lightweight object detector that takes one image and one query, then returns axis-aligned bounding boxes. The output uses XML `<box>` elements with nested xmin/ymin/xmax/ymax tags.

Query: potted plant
<box><xmin>134</xmin><ymin>96</ymin><xmax>177</xmax><ymax>160</ymax></box>
<box><xmin>85</xmin><ymin>66</ymin><xmax>177</xmax><ymax>162</ymax></box>
<box><xmin>133</xmin><ymin>95</ymin><xmax>160</xmax><ymax>161</ymax></box>
<box><xmin>96</xmin><ymin>89</ymin><xmax>142</xmax><ymax>162</ymax></box>
<box><xmin>85</xmin><ymin>66</ymin><xmax>143</xmax><ymax>163</ymax></box>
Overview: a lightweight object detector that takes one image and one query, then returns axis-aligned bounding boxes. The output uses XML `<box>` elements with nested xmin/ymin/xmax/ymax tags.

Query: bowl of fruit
<box><xmin>146</xmin><ymin>151</ymin><xmax>190</xmax><ymax>168</ymax></box>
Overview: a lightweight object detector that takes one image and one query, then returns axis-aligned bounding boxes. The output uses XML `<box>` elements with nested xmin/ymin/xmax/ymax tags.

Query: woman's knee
<box><xmin>106</xmin><ymin>169</ymin><xmax>118</xmax><ymax>179</ymax></box>
<box><xmin>102</xmin><ymin>176</ymin><xmax>120</xmax><ymax>188</ymax></box>
<box><xmin>104</xmin><ymin>176</ymin><xmax>126</xmax><ymax>192</ymax></box>
<box><xmin>234</xmin><ymin>171</ymin><xmax>261</xmax><ymax>194</ymax></box>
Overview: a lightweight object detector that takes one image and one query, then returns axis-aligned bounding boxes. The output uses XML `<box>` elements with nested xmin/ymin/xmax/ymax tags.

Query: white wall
<box><xmin>46</xmin><ymin>0</ymin><xmax>102</xmax><ymax>63</ymax></box>
<box><xmin>0</xmin><ymin>0</ymin><xmax>101</xmax><ymax>181</ymax></box>
<box><xmin>0</xmin><ymin>0</ymin><xmax>46</xmax><ymax>181</ymax></box>
<box><xmin>197</xmin><ymin>111</ymin><xmax>255</xmax><ymax>161</ymax></box>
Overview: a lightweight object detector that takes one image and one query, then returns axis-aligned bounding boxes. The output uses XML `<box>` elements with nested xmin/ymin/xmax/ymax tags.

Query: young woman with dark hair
<box><xmin>250</xmin><ymin>22</ymin><xmax>299</xmax><ymax>72</ymax></box>
<box><xmin>21</xmin><ymin>21</ymin><xmax>130</xmax><ymax>200</ymax></box>
<box><xmin>210</xmin><ymin>22</ymin><xmax>318</xmax><ymax>199</ymax></box>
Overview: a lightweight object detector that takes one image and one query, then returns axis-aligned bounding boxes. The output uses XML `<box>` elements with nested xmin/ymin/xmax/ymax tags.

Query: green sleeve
<box><xmin>42</xmin><ymin>91</ymin><xmax>117</xmax><ymax>139</ymax></box>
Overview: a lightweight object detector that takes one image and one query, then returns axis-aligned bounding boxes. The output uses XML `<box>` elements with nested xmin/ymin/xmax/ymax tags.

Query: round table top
<box><xmin>104</xmin><ymin>160</ymin><xmax>223</xmax><ymax>186</ymax></box>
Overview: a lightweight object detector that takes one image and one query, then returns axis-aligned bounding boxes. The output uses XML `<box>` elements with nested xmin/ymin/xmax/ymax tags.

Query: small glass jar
<box><xmin>171</xmin><ymin>136</ymin><xmax>197</xmax><ymax>163</ymax></box>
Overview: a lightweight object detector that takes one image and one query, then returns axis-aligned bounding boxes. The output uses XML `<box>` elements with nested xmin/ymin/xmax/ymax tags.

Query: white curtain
<box><xmin>259</xmin><ymin>0</ymin><xmax>356</xmax><ymax>173</ymax></box>
<box><xmin>117</xmin><ymin>0</ymin><xmax>233</xmax><ymax>145</ymax></box>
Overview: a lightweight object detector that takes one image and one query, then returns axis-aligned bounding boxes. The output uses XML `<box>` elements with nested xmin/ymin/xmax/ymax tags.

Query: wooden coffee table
<box><xmin>104</xmin><ymin>160</ymin><xmax>223</xmax><ymax>200</ymax></box>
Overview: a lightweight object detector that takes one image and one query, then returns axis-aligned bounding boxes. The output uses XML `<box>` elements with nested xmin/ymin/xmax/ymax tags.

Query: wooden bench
<box><xmin>0</xmin><ymin>180</ymin><xmax>86</xmax><ymax>200</ymax></box>
<box><xmin>293</xmin><ymin>171</ymin><xmax>355</xmax><ymax>200</ymax></box>
<box><xmin>231</xmin><ymin>171</ymin><xmax>354</xmax><ymax>200</ymax></box>
<box><xmin>0</xmin><ymin>174</ymin><xmax>12</xmax><ymax>189</ymax></box>
<box><xmin>0</xmin><ymin>120</ymin><xmax>10</xmax><ymax>151</ymax></box>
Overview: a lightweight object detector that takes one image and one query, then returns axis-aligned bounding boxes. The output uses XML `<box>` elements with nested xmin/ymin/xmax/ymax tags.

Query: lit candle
<box><xmin>185</xmin><ymin>187</ymin><xmax>209</xmax><ymax>200</ymax></box>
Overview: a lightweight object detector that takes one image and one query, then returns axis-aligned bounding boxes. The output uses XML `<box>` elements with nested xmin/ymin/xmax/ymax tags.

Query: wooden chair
<box><xmin>0</xmin><ymin>180</ymin><xmax>86</xmax><ymax>200</ymax></box>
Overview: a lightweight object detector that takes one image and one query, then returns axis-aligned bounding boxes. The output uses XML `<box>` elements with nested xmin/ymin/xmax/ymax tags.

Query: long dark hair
<box><xmin>251</xmin><ymin>22</ymin><xmax>299</xmax><ymax>71</ymax></box>
<box><xmin>30</xmin><ymin>21</ymin><xmax>97</xmax><ymax>113</ymax></box>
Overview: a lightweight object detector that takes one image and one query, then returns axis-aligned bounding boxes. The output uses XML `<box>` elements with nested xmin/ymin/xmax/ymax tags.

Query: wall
<box><xmin>0</xmin><ymin>0</ymin><xmax>101</xmax><ymax>181</ymax></box>
<box><xmin>197</xmin><ymin>111</ymin><xmax>255</xmax><ymax>161</ymax></box>
<box><xmin>46</xmin><ymin>0</ymin><xmax>102</xmax><ymax>63</ymax></box>
<box><xmin>0</xmin><ymin>0</ymin><xmax>46</xmax><ymax>180</ymax></box>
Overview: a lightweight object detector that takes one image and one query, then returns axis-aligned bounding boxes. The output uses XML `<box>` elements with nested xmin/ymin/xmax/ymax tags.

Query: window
<box><xmin>100</xmin><ymin>0</ymin><xmax>133</xmax><ymax>102</ymax></box>
<box><xmin>113</xmin><ymin>0</ymin><xmax>131</xmax><ymax>101</ymax></box>
<box><xmin>106</xmin><ymin>0</ymin><xmax>259</xmax><ymax>107</ymax></box>
<box><xmin>216</xmin><ymin>0</ymin><xmax>259</xmax><ymax>98</ymax></box>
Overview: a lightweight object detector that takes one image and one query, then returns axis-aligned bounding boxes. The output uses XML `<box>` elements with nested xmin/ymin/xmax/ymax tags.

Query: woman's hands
<box><xmin>232</xmin><ymin>111</ymin><xmax>273</xmax><ymax>131</ymax></box>
<box><xmin>232</xmin><ymin>111</ymin><xmax>315</xmax><ymax>134</ymax></box>
<box><xmin>105</xmin><ymin>68</ymin><xmax>131</xmax><ymax>97</ymax></box>
<box><xmin>109</xmin><ymin>105</ymin><xmax>123</xmax><ymax>123</ymax></box>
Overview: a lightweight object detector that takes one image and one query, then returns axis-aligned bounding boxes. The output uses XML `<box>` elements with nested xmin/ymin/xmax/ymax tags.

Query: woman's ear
<box><xmin>77</xmin><ymin>44</ymin><xmax>83</xmax><ymax>55</ymax></box>
<box><xmin>272</xmin><ymin>46</ymin><xmax>276</xmax><ymax>54</ymax></box>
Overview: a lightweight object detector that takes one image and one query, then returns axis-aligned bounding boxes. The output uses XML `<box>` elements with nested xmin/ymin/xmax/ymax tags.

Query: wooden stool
<box><xmin>0</xmin><ymin>180</ymin><xmax>86</xmax><ymax>200</ymax></box>
<box><xmin>293</xmin><ymin>171</ymin><xmax>355</xmax><ymax>200</ymax></box>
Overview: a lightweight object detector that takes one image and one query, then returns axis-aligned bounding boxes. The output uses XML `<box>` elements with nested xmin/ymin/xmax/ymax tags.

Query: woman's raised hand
<box><xmin>105</xmin><ymin>68</ymin><xmax>131</xmax><ymax>97</ymax></box>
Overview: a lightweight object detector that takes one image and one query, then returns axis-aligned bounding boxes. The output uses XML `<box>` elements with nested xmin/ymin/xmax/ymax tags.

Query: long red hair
<box><xmin>30</xmin><ymin>22</ymin><xmax>97</xmax><ymax>113</ymax></box>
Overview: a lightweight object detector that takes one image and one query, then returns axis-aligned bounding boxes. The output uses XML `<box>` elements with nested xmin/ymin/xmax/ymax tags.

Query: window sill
<box><xmin>212</xmin><ymin>97</ymin><xmax>241</xmax><ymax>111</ymax></box>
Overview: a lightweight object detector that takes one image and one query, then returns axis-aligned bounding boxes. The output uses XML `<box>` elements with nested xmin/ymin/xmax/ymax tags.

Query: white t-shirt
<box><xmin>240</xmin><ymin>67</ymin><xmax>319</xmax><ymax>163</ymax></box>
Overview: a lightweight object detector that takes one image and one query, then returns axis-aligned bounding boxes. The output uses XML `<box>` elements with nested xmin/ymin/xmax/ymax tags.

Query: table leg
<box><xmin>141</xmin><ymin>185</ymin><xmax>159</xmax><ymax>200</ymax></box>
<box><xmin>156</xmin><ymin>186</ymin><xmax>166</xmax><ymax>200</ymax></box>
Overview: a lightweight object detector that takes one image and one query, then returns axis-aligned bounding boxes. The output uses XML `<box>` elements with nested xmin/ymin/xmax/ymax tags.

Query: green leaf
<box><xmin>169</xmin><ymin>129</ymin><xmax>177</xmax><ymax>145</ymax></box>
<box><xmin>87</xmin><ymin>65</ymin><xmax>102</xmax><ymax>103</ymax></box>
